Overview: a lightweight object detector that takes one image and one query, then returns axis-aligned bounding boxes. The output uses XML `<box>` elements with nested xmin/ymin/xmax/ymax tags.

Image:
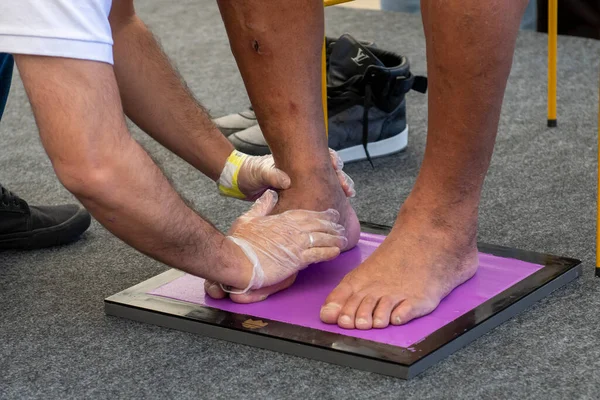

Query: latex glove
<box><xmin>329</xmin><ymin>149</ymin><xmax>356</xmax><ymax>198</ymax></box>
<box><xmin>217</xmin><ymin>149</ymin><xmax>355</xmax><ymax>201</ymax></box>
<box><xmin>219</xmin><ymin>190</ymin><xmax>347</xmax><ymax>294</ymax></box>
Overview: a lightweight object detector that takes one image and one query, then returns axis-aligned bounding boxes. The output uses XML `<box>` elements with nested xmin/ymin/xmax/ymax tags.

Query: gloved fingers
<box><xmin>303</xmin><ymin>232</ymin><xmax>348</xmax><ymax>250</ymax></box>
<box><xmin>328</xmin><ymin>149</ymin><xmax>356</xmax><ymax>198</ymax></box>
<box><xmin>329</xmin><ymin>148</ymin><xmax>344</xmax><ymax>171</ymax></box>
<box><xmin>294</xmin><ymin>218</ymin><xmax>346</xmax><ymax>237</ymax></box>
<box><xmin>204</xmin><ymin>280</ymin><xmax>227</xmax><ymax>299</ymax></box>
<box><xmin>257</xmin><ymin>162</ymin><xmax>291</xmax><ymax>191</ymax></box>
<box><xmin>228</xmin><ymin>274</ymin><xmax>298</xmax><ymax>304</ymax></box>
<box><xmin>243</xmin><ymin>189</ymin><xmax>278</xmax><ymax>218</ymax></box>
<box><xmin>280</xmin><ymin>208</ymin><xmax>341</xmax><ymax>224</ymax></box>
<box><xmin>236</xmin><ymin>155</ymin><xmax>290</xmax><ymax>200</ymax></box>
<box><xmin>337</xmin><ymin>170</ymin><xmax>356</xmax><ymax>198</ymax></box>
<box><xmin>301</xmin><ymin>246</ymin><xmax>342</xmax><ymax>266</ymax></box>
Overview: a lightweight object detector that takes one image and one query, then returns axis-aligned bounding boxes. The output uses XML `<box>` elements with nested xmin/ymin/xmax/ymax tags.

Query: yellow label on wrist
<box><xmin>217</xmin><ymin>150</ymin><xmax>247</xmax><ymax>199</ymax></box>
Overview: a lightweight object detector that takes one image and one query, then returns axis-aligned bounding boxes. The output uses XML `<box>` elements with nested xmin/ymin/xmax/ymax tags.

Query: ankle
<box><xmin>409</xmin><ymin>175</ymin><xmax>481</xmax><ymax>217</ymax></box>
<box><xmin>398</xmin><ymin>195</ymin><xmax>479</xmax><ymax>246</ymax></box>
<box><xmin>289</xmin><ymin>165</ymin><xmax>341</xmax><ymax>193</ymax></box>
<box><xmin>273</xmin><ymin>168</ymin><xmax>348</xmax><ymax>215</ymax></box>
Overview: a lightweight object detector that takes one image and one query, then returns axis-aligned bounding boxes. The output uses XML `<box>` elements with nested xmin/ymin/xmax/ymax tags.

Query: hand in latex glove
<box><xmin>218</xmin><ymin>190</ymin><xmax>348</xmax><ymax>294</ymax></box>
<box><xmin>328</xmin><ymin>148</ymin><xmax>356</xmax><ymax>198</ymax></box>
<box><xmin>217</xmin><ymin>149</ymin><xmax>355</xmax><ymax>200</ymax></box>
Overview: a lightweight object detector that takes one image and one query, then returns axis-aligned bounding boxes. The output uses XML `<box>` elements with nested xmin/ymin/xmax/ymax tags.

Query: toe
<box><xmin>391</xmin><ymin>298</ymin><xmax>438</xmax><ymax>326</ymax></box>
<box><xmin>230</xmin><ymin>274</ymin><xmax>297</xmax><ymax>303</ymax></box>
<box><xmin>204</xmin><ymin>280</ymin><xmax>227</xmax><ymax>299</ymax></box>
<box><xmin>355</xmin><ymin>295</ymin><xmax>380</xmax><ymax>330</ymax></box>
<box><xmin>337</xmin><ymin>293</ymin><xmax>365</xmax><ymax>329</ymax></box>
<box><xmin>320</xmin><ymin>282</ymin><xmax>353</xmax><ymax>324</ymax></box>
<box><xmin>373</xmin><ymin>295</ymin><xmax>402</xmax><ymax>328</ymax></box>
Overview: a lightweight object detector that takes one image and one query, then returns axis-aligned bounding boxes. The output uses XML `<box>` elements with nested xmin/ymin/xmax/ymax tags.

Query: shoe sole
<box><xmin>336</xmin><ymin>125</ymin><xmax>409</xmax><ymax>163</ymax></box>
<box><xmin>219</xmin><ymin>127</ymin><xmax>248</xmax><ymax>138</ymax></box>
<box><xmin>0</xmin><ymin>207</ymin><xmax>92</xmax><ymax>250</ymax></box>
<box><xmin>228</xmin><ymin>134</ymin><xmax>271</xmax><ymax>156</ymax></box>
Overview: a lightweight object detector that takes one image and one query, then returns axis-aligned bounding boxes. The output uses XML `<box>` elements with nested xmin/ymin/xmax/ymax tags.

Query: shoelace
<box><xmin>360</xmin><ymin>73</ymin><xmax>427</xmax><ymax>168</ymax></box>
<box><xmin>326</xmin><ymin>73</ymin><xmax>375</xmax><ymax>166</ymax></box>
<box><xmin>362</xmin><ymin>83</ymin><xmax>375</xmax><ymax>168</ymax></box>
<box><xmin>0</xmin><ymin>185</ymin><xmax>20</xmax><ymax>208</ymax></box>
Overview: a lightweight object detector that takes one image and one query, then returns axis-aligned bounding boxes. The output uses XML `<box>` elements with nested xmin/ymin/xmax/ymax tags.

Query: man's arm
<box><xmin>108</xmin><ymin>1</ymin><xmax>232</xmax><ymax>181</ymax></box>
<box><xmin>16</xmin><ymin>54</ymin><xmax>346</xmax><ymax>293</ymax></box>
<box><xmin>107</xmin><ymin>2</ymin><xmax>353</xmax><ymax>202</ymax></box>
<box><xmin>15</xmin><ymin>54</ymin><xmax>251</xmax><ymax>288</ymax></box>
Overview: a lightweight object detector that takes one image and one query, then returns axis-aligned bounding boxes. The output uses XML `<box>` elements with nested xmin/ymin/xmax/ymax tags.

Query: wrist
<box><xmin>217</xmin><ymin>235</ymin><xmax>254</xmax><ymax>289</ymax></box>
<box><xmin>214</xmin><ymin>147</ymin><xmax>235</xmax><ymax>183</ymax></box>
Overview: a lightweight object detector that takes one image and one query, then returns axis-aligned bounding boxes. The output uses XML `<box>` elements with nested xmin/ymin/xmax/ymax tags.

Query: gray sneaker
<box><xmin>227</xmin><ymin>124</ymin><xmax>270</xmax><ymax>155</ymax></box>
<box><xmin>213</xmin><ymin>107</ymin><xmax>257</xmax><ymax>137</ymax></box>
<box><xmin>228</xmin><ymin>34</ymin><xmax>427</xmax><ymax>163</ymax></box>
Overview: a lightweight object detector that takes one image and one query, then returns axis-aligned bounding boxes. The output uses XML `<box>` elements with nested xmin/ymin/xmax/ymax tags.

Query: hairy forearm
<box><xmin>15</xmin><ymin>53</ymin><xmax>250</xmax><ymax>287</ymax></box>
<box><xmin>110</xmin><ymin>13</ymin><xmax>233</xmax><ymax>181</ymax></box>
<box><xmin>71</xmin><ymin>139</ymin><xmax>250</xmax><ymax>287</ymax></box>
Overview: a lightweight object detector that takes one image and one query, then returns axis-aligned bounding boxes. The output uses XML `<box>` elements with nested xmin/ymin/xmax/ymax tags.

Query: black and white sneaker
<box><xmin>214</xmin><ymin>37</ymin><xmax>375</xmax><ymax>141</ymax></box>
<box><xmin>226</xmin><ymin>34</ymin><xmax>426</xmax><ymax>163</ymax></box>
<box><xmin>0</xmin><ymin>184</ymin><xmax>91</xmax><ymax>250</ymax></box>
<box><xmin>326</xmin><ymin>34</ymin><xmax>427</xmax><ymax>164</ymax></box>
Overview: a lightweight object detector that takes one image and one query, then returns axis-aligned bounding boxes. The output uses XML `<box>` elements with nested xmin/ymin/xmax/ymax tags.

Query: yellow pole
<box><xmin>596</xmin><ymin>70</ymin><xmax>600</xmax><ymax>276</ymax></box>
<box><xmin>322</xmin><ymin>1</ymin><xmax>353</xmax><ymax>134</ymax></box>
<box><xmin>323</xmin><ymin>0</ymin><xmax>354</xmax><ymax>6</ymax></box>
<box><xmin>322</xmin><ymin>37</ymin><xmax>328</xmax><ymax>137</ymax></box>
<box><xmin>547</xmin><ymin>0</ymin><xmax>558</xmax><ymax>127</ymax></box>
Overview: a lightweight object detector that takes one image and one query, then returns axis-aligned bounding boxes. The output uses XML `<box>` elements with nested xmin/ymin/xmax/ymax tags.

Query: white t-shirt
<box><xmin>0</xmin><ymin>0</ymin><xmax>114</xmax><ymax>64</ymax></box>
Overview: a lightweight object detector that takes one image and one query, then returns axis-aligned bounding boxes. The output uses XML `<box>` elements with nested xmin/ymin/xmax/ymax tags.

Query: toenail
<box><xmin>208</xmin><ymin>283</ymin><xmax>220</xmax><ymax>293</ymax></box>
<box><xmin>374</xmin><ymin>318</ymin><xmax>383</xmax><ymax>326</ymax></box>
<box><xmin>356</xmin><ymin>318</ymin><xmax>368</xmax><ymax>326</ymax></box>
<box><xmin>259</xmin><ymin>295</ymin><xmax>268</xmax><ymax>301</ymax></box>
<box><xmin>395</xmin><ymin>316</ymin><xmax>402</xmax><ymax>325</ymax></box>
<box><xmin>322</xmin><ymin>303</ymin><xmax>341</xmax><ymax>311</ymax></box>
<box><xmin>339</xmin><ymin>315</ymin><xmax>352</xmax><ymax>325</ymax></box>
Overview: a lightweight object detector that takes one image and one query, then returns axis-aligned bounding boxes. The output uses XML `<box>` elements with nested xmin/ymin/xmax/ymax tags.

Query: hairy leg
<box><xmin>211</xmin><ymin>0</ymin><xmax>360</xmax><ymax>301</ymax></box>
<box><xmin>321</xmin><ymin>0</ymin><xmax>529</xmax><ymax>329</ymax></box>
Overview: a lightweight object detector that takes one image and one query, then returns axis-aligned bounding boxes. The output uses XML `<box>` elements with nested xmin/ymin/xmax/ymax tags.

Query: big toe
<box><xmin>229</xmin><ymin>274</ymin><xmax>297</xmax><ymax>303</ymax></box>
<box><xmin>320</xmin><ymin>282</ymin><xmax>354</xmax><ymax>324</ymax></box>
<box><xmin>204</xmin><ymin>280</ymin><xmax>227</xmax><ymax>299</ymax></box>
<box><xmin>391</xmin><ymin>298</ymin><xmax>438</xmax><ymax>326</ymax></box>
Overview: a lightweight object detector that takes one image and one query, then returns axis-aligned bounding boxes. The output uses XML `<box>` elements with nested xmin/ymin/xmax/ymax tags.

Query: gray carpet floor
<box><xmin>1</xmin><ymin>2</ymin><xmax>600</xmax><ymax>399</ymax></box>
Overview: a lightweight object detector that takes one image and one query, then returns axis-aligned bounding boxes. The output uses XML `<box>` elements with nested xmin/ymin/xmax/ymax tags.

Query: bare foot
<box><xmin>320</xmin><ymin>198</ymin><xmax>479</xmax><ymax>329</ymax></box>
<box><xmin>270</xmin><ymin>180</ymin><xmax>361</xmax><ymax>252</ymax></box>
<box><xmin>205</xmin><ymin>168</ymin><xmax>360</xmax><ymax>302</ymax></box>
